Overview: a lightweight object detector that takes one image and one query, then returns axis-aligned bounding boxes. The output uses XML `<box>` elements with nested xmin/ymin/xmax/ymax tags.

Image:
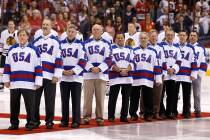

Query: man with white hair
<box><xmin>82</xmin><ymin>24</ymin><xmax>112</xmax><ymax>126</ymax></box>
<box><xmin>129</xmin><ymin>32</ymin><xmax>162</xmax><ymax>122</ymax></box>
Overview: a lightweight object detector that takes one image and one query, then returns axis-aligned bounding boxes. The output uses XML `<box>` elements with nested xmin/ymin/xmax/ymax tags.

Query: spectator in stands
<box><xmin>199</xmin><ymin>12</ymin><xmax>210</xmax><ymax>35</ymax></box>
<box><xmin>29</xmin><ymin>9</ymin><xmax>42</xmax><ymax>32</ymax></box>
<box><xmin>114</xmin><ymin>0</ymin><xmax>123</xmax><ymax>16</ymax></box>
<box><xmin>135</xmin><ymin>0</ymin><xmax>150</xmax><ymax>21</ymax></box>
<box><xmin>115</xmin><ymin>16</ymin><xmax>123</xmax><ymax>33</ymax></box>
<box><xmin>37</xmin><ymin>0</ymin><xmax>55</xmax><ymax>14</ymax></box>
<box><xmin>156</xmin><ymin>7</ymin><xmax>169</xmax><ymax>30</ymax></box>
<box><xmin>91</xmin><ymin>6</ymin><xmax>99</xmax><ymax>18</ymax></box>
<box><xmin>105</xmin><ymin>19</ymin><xmax>115</xmax><ymax>38</ymax></box>
<box><xmin>140</xmin><ymin>13</ymin><xmax>155</xmax><ymax>32</ymax></box>
<box><xmin>30</xmin><ymin>1</ymin><xmax>38</xmax><ymax>11</ymax></box>
<box><xmin>125</xmin><ymin>4</ymin><xmax>136</xmax><ymax>32</ymax></box>
<box><xmin>98</xmin><ymin>0</ymin><xmax>108</xmax><ymax>17</ymax></box>
<box><xmin>192</xmin><ymin>16</ymin><xmax>205</xmax><ymax>36</ymax></box>
<box><xmin>63</xmin><ymin>12</ymin><xmax>69</xmax><ymax>23</ymax></box>
<box><xmin>132</xmin><ymin>16</ymin><xmax>141</xmax><ymax>32</ymax></box>
<box><xmin>57</xmin><ymin>13</ymin><xmax>67</xmax><ymax>35</ymax></box>
<box><xmin>19</xmin><ymin>14</ymin><xmax>31</xmax><ymax>33</ymax></box>
<box><xmin>3</xmin><ymin>2</ymin><xmax>20</xmax><ymax>25</ymax></box>
<box><xmin>78</xmin><ymin>5</ymin><xmax>89</xmax><ymax>23</ymax></box>
<box><xmin>172</xmin><ymin>15</ymin><xmax>189</xmax><ymax>34</ymax></box>
<box><xmin>196</xmin><ymin>0</ymin><xmax>210</xmax><ymax>13</ymax></box>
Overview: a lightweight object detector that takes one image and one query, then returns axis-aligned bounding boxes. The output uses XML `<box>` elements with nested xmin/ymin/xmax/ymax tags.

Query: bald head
<box><xmin>92</xmin><ymin>24</ymin><xmax>103</xmax><ymax>39</ymax></box>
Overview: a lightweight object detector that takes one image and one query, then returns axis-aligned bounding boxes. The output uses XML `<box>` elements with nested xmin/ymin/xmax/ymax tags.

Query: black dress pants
<box><xmin>35</xmin><ymin>78</ymin><xmax>56</xmax><ymax>125</ymax></box>
<box><xmin>60</xmin><ymin>81</ymin><xmax>81</xmax><ymax>124</ymax></box>
<box><xmin>108</xmin><ymin>84</ymin><xmax>132</xmax><ymax>119</ymax></box>
<box><xmin>10</xmin><ymin>88</ymin><xmax>36</xmax><ymax>126</ymax></box>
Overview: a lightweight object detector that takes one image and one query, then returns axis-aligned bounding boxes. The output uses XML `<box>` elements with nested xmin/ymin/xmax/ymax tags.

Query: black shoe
<box><xmin>183</xmin><ymin>115</ymin><xmax>191</xmax><ymax>119</ymax></box>
<box><xmin>108</xmin><ymin>117</ymin><xmax>115</xmax><ymax>122</ymax></box>
<box><xmin>25</xmin><ymin>123</ymin><xmax>35</xmax><ymax>131</ymax></box>
<box><xmin>71</xmin><ymin>122</ymin><xmax>80</xmax><ymax>128</ymax></box>
<box><xmin>8</xmin><ymin>125</ymin><xmax>18</xmax><ymax>130</ymax></box>
<box><xmin>195</xmin><ymin>113</ymin><xmax>201</xmax><ymax>118</ymax></box>
<box><xmin>25</xmin><ymin>126</ymin><xmax>33</xmax><ymax>131</ymax></box>
<box><xmin>33</xmin><ymin>123</ymin><xmax>40</xmax><ymax>129</ymax></box>
<box><xmin>168</xmin><ymin>113</ymin><xmax>176</xmax><ymax>120</ymax></box>
<box><xmin>31</xmin><ymin>121</ymin><xmax>40</xmax><ymax>129</ymax></box>
<box><xmin>120</xmin><ymin>118</ymin><xmax>128</xmax><ymax>122</ymax></box>
<box><xmin>59</xmin><ymin>122</ymin><xmax>68</xmax><ymax>127</ymax></box>
<box><xmin>46</xmin><ymin>122</ymin><xmax>54</xmax><ymax>129</ymax></box>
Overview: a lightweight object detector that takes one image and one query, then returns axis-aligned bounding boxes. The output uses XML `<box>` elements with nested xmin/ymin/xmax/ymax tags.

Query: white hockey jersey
<box><xmin>148</xmin><ymin>43</ymin><xmax>166</xmax><ymax>74</ymax></box>
<box><xmin>124</xmin><ymin>32</ymin><xmax>141</xmax><ymax>48</ymax></box>
<box><xmin>109</xmin><ymin>44</ymin><xmax>134</xmax><ymax>86</ymax></box>
<box><xmin>132</xmin><ymin>46</ymin><xmax>162</xmax><ymax>88</ymax></box>
<box><xmin>33</xmin><ymin>34</ymin><xmax>63</xmax><ymax>80</ymax></box>
<box><xmin>0</xmin><ymin>29</ymin><xmax>18</xmax><ymax>56</ymax></box>
<box><xmin>176</xmin><ymin>43</ymin><xmax>198</xmax><ymax>83</ymax></box>
<box><xmin>3</xmin><ymin>43</ymin><xmax>43</xmax><ymax>90</ymax></box>
<box><xmin>191</xmin><ymin>42</ymin><xmax>208</xmax><ymax>77</ymax></box>
<box><xmin>83</xmin><ymin>38</ymin><xmax>112</xmax><ymax>81</ymax></box>
<box><xmin>159</xmin><ymin>42</ymin><xmax>182</xmax><ymax>80</ymax></box>
<box><xmin>60</xmin><ymin>38</ymin><xmax>87</xmax><ymax>83</ymax></box>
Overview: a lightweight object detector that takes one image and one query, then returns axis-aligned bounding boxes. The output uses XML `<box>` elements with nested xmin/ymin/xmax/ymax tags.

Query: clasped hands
<box><xmin>112</xmin><ymin>65</ymin><xmax>131</xmax><ymax>76</ymax></box>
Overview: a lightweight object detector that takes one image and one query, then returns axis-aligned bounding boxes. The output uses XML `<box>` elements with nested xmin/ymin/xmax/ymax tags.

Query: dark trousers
<box><xmin>130</xmin><ymin>85</ymin><xmax>153</xmax><ymax>118</ymax></box>
<box><xmin>60</xmin><ymin>81</ymin><xmax>81</xmax><ymax>124</ymax></box>
<box><xmin>0</xmin><ymin>55</ymin><xmax>6</xmax><ymax>67</ymax></box>
<box><xmin>108</xmin><ymin>84</ymin><xmax>132</xmax><ymax>119</ymax></box>
<box><xmin>175</xmin><ymin>82</ymin><xmax>191</xmax><ymax>116</ymax></box>
<box><xmin>140</xmin><ymin>83</ymin><xmax>163</xmax><ymax>115</ymax></box>
<box><xmin>35</xmin><ymin>78</ymin><xmax>56</xmax><ymax>125</ymax></box>
<box><xmin>0</xmin><ymin>55</ymin><xmax>6</xmax><ymax>87</ymax></box>
<box><xmin>165</xmin><ymin>80</ymin><xmax>177</xmax><ymax>116</ymax></box>
<box><xmin>159</xmin><ymin>83</ymin><xmax>166</xmax><ymax>116</ymax></box>
<box><xmin>10</xmin><ymin>88</ymin><xmax>36</xmax><ymax>126</ymax></box>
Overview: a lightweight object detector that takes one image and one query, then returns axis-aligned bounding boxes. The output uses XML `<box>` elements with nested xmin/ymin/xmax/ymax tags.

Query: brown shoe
<box><xmin>81</xmin><ymin>117</ymin><xmax>90</xmax><ymax>125</ymax></box>
<box><xmin>96</xmin><ymin>118</ymin><xmax>104</xmax><ymax>126</ymax></box>
<box><xmin>130</xmin><ymin>116</ymin><xmax>138</xmax><ymax>121</ymax></box>
<box><xmin>153</xmin><ymin>114</ymin><xmax>163</xmax><ymax>120</ymax></box>
<box><xmin>144</xmin><ymin>116</ymin><xmax>152</xmax><ymax>122</ymax></box>
<box><xmin>139</xmin><ymin>114</ymin><xmax>144</xmax><ymax>119</ymax></box>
